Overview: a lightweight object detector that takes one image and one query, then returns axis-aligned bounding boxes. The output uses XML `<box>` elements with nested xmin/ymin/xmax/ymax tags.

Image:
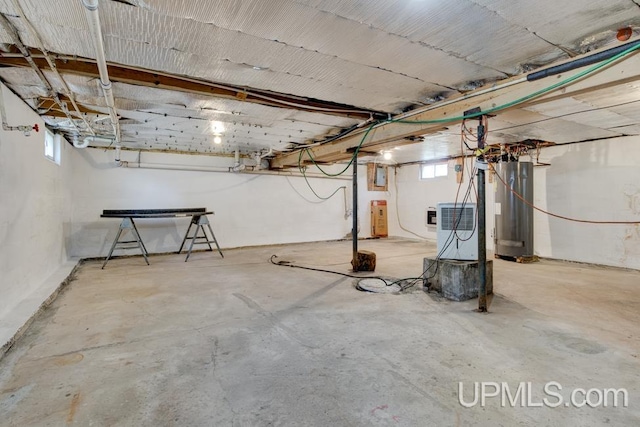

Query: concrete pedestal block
<box><xmin>352</xmin><ymin>250</ymin><xmax>376</xmax><ymax>272</ymax></box>
<box><xmin>423</xmin><ymin>258</ymin><xmax>493</xmax><ymax>301</ymax></box>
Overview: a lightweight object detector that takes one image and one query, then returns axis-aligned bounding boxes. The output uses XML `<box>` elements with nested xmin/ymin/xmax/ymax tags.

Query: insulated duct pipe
<box><xmin>75</xmin><ymin>135</ymin><xmax>114</xmax><ymax>148</ymax></box>
<box><xmin>9</xmin><ymin>0</ymin><xmax>94</xmax><ymax>137</ymax></box>
<box><xmin>82</xmin><ymin>0</ymin><xmax>121</xmax><ymax>143</ymax></box>
<box><xmin>231</xmin><ymin>148</ymin><xmax>246</xmax><ymax>172</ymax></box>
<box><xmin>0</xmin><ymin>13</ymin><xmax>76</xmax><ymax>135</ymax></box>
<box><xmin>253</xmin><ymin>148</ymin><xmax>273</xmax><ymax>170</ymax></box>
<box><xmin>527</xmin><ymin>39</ymin><xmax>640</xmax><ymax>81</ymax></box>
<box><xmin>0</xmin><ymin>85</ymin><xmax>39</xmax><ymax>135</ymax></box>
<box><xmin>117</xmin><ymin>158</ymin><xmax>350</xmax><ymax>180</ymax></box>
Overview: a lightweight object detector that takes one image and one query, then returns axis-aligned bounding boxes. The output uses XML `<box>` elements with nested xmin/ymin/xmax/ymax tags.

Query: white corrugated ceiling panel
<box><xmin>573</xmin><ymin>82</ymin><xmax>640</xmax><ymax>111</ymax></box>
<box><xmin>143</xmin><ymin>0</ymin><xmax>505</xmax><ymax>92</ymax></box>
<box><xmin>471</xmin><ymin>0</ymin><xmax>640</xmax><ymax>49</ymax></box>
<box><xmin>487</xmin><ymin>109</ymin><xmax>624</xmax><ymax>143</ymax></box>
<box><xmin>0</xmin><ymin>0</ymin><xmax>637</xmax><ymax>162</ymax></box>
<box><xmin>524</xmin><ymin>98</ymin><xmax>637</xmax><ymax>129</ymax></box>
<box><xmin>297</xmin><ymin>0</ymin><xmax>564</xmax><ymax>75</ymax></box>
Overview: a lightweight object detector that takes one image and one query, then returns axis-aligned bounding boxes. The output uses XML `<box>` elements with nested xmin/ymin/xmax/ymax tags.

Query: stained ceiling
<box><xmin>0</xmin><ymin>0</ymin><xmax>639</xmax><ymax>166</ymax></box>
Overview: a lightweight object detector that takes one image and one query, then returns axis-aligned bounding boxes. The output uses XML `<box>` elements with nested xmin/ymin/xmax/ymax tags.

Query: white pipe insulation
<box><xmin>120</xmin><ymin>162</ymin><xmax>230</xmax><ymax>173</ymax></box>
<box><xmin>0</xmin><ymin>85</ymin><xmax>38</xmax><ymax>135</ymax></box>
<box><xmin>74</xmin><ymin>135</ymin><xmax>114</xmax><ymax>148</ymax></box>
<box><xmin>82</xmin><ymin>0</ymin><xmax>121</xmax><ymax>143</ymax></box>
<box><xmin>232</xmin><ymin>148</ymin><xmax>246</xmax><ymax>172</ymax></box>
<box><xmin>118</xmin><ymin>160</ymin><xmax>350</xmax><ymax>180</ymax></box>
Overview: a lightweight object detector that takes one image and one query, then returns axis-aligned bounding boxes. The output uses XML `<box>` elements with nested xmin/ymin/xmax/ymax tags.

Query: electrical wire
<box><xmin>287</xmin><ymin>36</ymin><xmax>640</xmax><ymax>288</ymax></box>
<box><xmin>394</xmin><ymin>40</ymin><xmax>640</xmax><ymax>126</ymax></box>
<box><xmin>296</xmin><ymin>40</ymin><xmax>640</xmax><ymax>178</ymax></box>
<box><xmin>490</xmin><ymin>163</ymin><xmax>640</xmax><ymax>224</ymax></box>
<box><xmin>393</xmin><ymin>168</ymin><xmax>429</xmax><ymax>239</ymax></box>
<box><xmin>269</xmin><ymin>255</ymin><xmax>425</xmax><ymax>292</ymax></box>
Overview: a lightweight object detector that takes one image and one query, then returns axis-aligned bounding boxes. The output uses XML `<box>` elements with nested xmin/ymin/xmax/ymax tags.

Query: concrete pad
<box><xmin>0</xmin><ymin>239</ymin><xmax>639</xmax><ymax>426</ymax></box>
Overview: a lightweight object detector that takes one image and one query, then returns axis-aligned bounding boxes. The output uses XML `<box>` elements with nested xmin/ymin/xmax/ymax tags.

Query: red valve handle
<box><xmin>33</xmin><ymin>123</ymin><xmax>39</xmax><ymax>132</ymax></box>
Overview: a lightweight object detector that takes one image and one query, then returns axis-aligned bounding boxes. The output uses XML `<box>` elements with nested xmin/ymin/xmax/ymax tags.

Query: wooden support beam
<box><xmin>36</xmin><ymin>96</ymin><xmax>103</xmax><ymax>118</ymax></box>
<box><xmin>0</xmin><ymin>52</ymin><xmax>385</xmax><ymax>121</ymax></box>
<box><xmin>271</xmin><ymin>42</ymin><xmax>640</xmax><ymax>169</ymax></box>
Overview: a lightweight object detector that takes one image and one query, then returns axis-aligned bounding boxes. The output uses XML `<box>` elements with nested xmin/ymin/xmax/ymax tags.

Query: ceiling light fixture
<box><xmin>211</xmin><ymin>121</ymin><xmax>225</xmax><ymax>133</ymax></box>
<box><xmin>213</xmin><ymin>135</ymin><xmax>222</xmax><ymax>144</ymax></box>
<box><xmin>383</xmin><ymin>151</ymin><xmax>393</xmax><ymax>160</ymax></box>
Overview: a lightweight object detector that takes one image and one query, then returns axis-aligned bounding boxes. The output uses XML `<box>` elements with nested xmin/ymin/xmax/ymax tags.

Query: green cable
<box><xmin>393</xmin><ymin>41</ymin><xmax>640</xmax><ymax>125</ymax></box>
<box><xmin>297</xmin><ymin>146</ymin><xmax>350</xmax><ymax>200</ymax></box>
<box><xmin>299</xmin><ymin>123</ymin><xmax>376</xmax><ymax>177</ymax></box>
<box><xmin>295</xmin><ymin>124</ymin><xmax>377</xmax><ymax>199</ymax></box>
<box><xmin>298</xmin><ymin>41</ymin><xmax>640</xmax><ymax>178</ymax></box>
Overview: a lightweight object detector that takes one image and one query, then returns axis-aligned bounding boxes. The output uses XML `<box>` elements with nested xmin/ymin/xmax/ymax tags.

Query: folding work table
<box><xmin>100</xmin><ymin>208</ymin><xmax>223</xmax><ymax>269</ymax></box>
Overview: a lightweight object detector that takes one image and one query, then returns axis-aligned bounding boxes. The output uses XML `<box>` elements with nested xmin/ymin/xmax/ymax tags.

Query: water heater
<box><xmin>494</xmin><ymin>161</ymin><xmax>534</xmax><ymax>259</ymax></box>
<box><xmin>437</xmin><ymin>203</ymin><xmax>478</xmax><ymax>260</ymax></box>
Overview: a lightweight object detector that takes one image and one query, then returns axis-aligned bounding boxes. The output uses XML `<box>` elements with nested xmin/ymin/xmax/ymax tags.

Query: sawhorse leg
<box><xmin>180</xmin><ymin>215</ymin><xmax>224</xmax><ymax>262</ymax></box>
<box><xmin>102</xmin><ymin>217</ymin><xmax>150</xmax><ymax>269</ymax></box>
<box><xmin>177</xmin><ymin>220</ymin><xmax>194</xmax><ymax>254</ymax></box>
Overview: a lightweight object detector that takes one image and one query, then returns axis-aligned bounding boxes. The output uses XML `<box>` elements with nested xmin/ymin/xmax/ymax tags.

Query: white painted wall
<box><xmin>389</xmin><ymin>159</ymin><xmax>495</xmax><ymax>252</ymax></box>
<box><xmin>0</xmin><ymin>83</ymin><xmax>73</xmax><ymax>337</ymax></box>
<box><xmin>392</xmin><ymin>137</ymin><xmax>640</xmax><ymax>270</ymax></box>
<box><xmin>533</xmin><ymin>136</ymin><xmax>640</xmax><ymax>269</ymax></box>
<box><xmin>355</xmin><ymin>163</ymin><xmax>392</xmax><ymax>240</ymax></box>
<box><xmin>69</xmin><ymin>148</ymin><xmax>353</xmax><ymax>257</ymax></box>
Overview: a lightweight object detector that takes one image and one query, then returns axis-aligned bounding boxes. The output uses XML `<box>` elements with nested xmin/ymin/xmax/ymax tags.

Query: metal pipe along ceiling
<box><xmin>82</xmin><ymin>0</ymin><xmax>121</xmax><ymax>143</ymax></box>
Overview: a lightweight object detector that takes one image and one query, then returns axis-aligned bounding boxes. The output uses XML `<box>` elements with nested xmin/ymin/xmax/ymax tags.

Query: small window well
<box><xmin>420</xmin><ymin>162</ymin><xmax>448</xmax><ymax>180</ymax></box>
<box><xmin>44</xmin><ymin>129</ymin><xmax>61</xmax><ymax>165</ymax></box>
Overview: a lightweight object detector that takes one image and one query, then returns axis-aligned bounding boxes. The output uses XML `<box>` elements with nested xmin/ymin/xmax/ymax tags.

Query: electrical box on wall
<box><xmin>437</xmin><ymin>202</ymin><xmax>477</xmax><ymax>260</ymax></box>
<box><xmin>367</xmin><ymin>163</ymin><xmax>388</xmax><ymax>191</ymax></box>
<box><xmin>426</xmin><ymin>208</ymin><xmax>437</xmax><ymax>226</ymax></box>
<box><xmin>371</xmin><ymin>200</ymin><xmax>388</xmax><ymax>237</ymax></box>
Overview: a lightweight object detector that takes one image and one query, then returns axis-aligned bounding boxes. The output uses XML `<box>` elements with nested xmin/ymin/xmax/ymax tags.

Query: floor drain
<box><xmin>356</xmin><ymin>278</ymin><xmax>401</xmax><ymax>293</ymax></box>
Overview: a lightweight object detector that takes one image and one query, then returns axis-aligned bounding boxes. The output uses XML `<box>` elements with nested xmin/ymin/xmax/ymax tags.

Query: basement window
<box><xmin>44</xmin><ymin>129</ymin><xmax>60</xmax><ymax>164</ymax></box>
<box><xmin>420</xmin><ymin>162</ymin><xmax>448</xmax><ymax>180</ymax></box>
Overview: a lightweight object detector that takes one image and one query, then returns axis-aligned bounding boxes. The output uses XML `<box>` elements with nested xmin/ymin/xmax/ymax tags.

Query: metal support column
<box><xmin>352</xmin><ymin>159</ymin><xmax>359</xmax><ymax>272</ymax></box>
<box><xmin>477</xmin><ymin>117</ymin><xmax>488</xmax><ymax>312</ymax></box>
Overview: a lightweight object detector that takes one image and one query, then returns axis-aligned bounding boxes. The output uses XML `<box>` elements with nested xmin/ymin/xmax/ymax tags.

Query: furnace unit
<box><xmin>437</xmin><ymin>202</ymin><xmax>477</xmax><ymax>260</ymax></box>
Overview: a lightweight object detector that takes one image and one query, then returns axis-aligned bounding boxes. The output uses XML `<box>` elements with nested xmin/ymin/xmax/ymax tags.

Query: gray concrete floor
<box><xmin>1</xmin><ymin>238</ymin><xmax>639</xmax><ymax>426</ymax></box>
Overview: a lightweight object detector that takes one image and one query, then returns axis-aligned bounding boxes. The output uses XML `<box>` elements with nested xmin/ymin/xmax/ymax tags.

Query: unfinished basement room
<box><xmin>1</xmin><ymin>1</ymin><xmax>640</xmax><ymax>426</ymax></box>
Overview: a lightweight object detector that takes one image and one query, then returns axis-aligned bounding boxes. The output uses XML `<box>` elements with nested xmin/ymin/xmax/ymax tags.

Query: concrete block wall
<box><xmin>0</xmin><ymin>83</ymin><xmax>75</xmax><ymax>349</ymax></box>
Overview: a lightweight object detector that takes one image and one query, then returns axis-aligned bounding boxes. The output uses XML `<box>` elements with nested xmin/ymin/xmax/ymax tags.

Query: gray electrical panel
<box><xmin>494</xmin><ymin>161</ymin><xmax>534</xmax><ymax>259</ymax></box>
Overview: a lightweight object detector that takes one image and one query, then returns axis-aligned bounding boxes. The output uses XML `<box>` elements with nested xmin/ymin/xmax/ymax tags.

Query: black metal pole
<box><xmin>477</xmin><ymin>117</ymin><xmax>487</xmax><ymax>312</ymax></box>
<box><xmin>352</xmin><ymin>158</ymin><xmax>359</xmax><ymax>271</ymax></box>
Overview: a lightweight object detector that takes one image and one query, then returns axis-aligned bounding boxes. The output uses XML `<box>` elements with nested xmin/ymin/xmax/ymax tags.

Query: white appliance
<box><xmin>436</xmin><ymin>202</ymin><xmax>478</xmax><ymax>260</ymax></box>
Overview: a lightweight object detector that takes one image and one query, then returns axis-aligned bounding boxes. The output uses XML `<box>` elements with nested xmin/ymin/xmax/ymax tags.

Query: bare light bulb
<box><xmin>383</xmin><ymin>151</ymin><xmax>392</xmax><ymax>160</ymax></box>
<box><xmin>213</xmin><ymin>135</ymin><xmax>222</xmax><ymax>144</ymax></box>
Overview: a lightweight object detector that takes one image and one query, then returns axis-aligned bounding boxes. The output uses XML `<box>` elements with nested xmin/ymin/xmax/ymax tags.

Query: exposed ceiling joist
<box><xmin>271</xmin><ymin>40</ymin><xmax>640</xmax><ymax>169</ymax></box>
<box><xmin>0</xmin><ymin>52</ymin><xmax>385</xmax><ymax>121</ymax></box>
<box><xmin>36</xmin><ymin>95</ymin><xmax>102</xmax><ymax>118</ymax></box>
